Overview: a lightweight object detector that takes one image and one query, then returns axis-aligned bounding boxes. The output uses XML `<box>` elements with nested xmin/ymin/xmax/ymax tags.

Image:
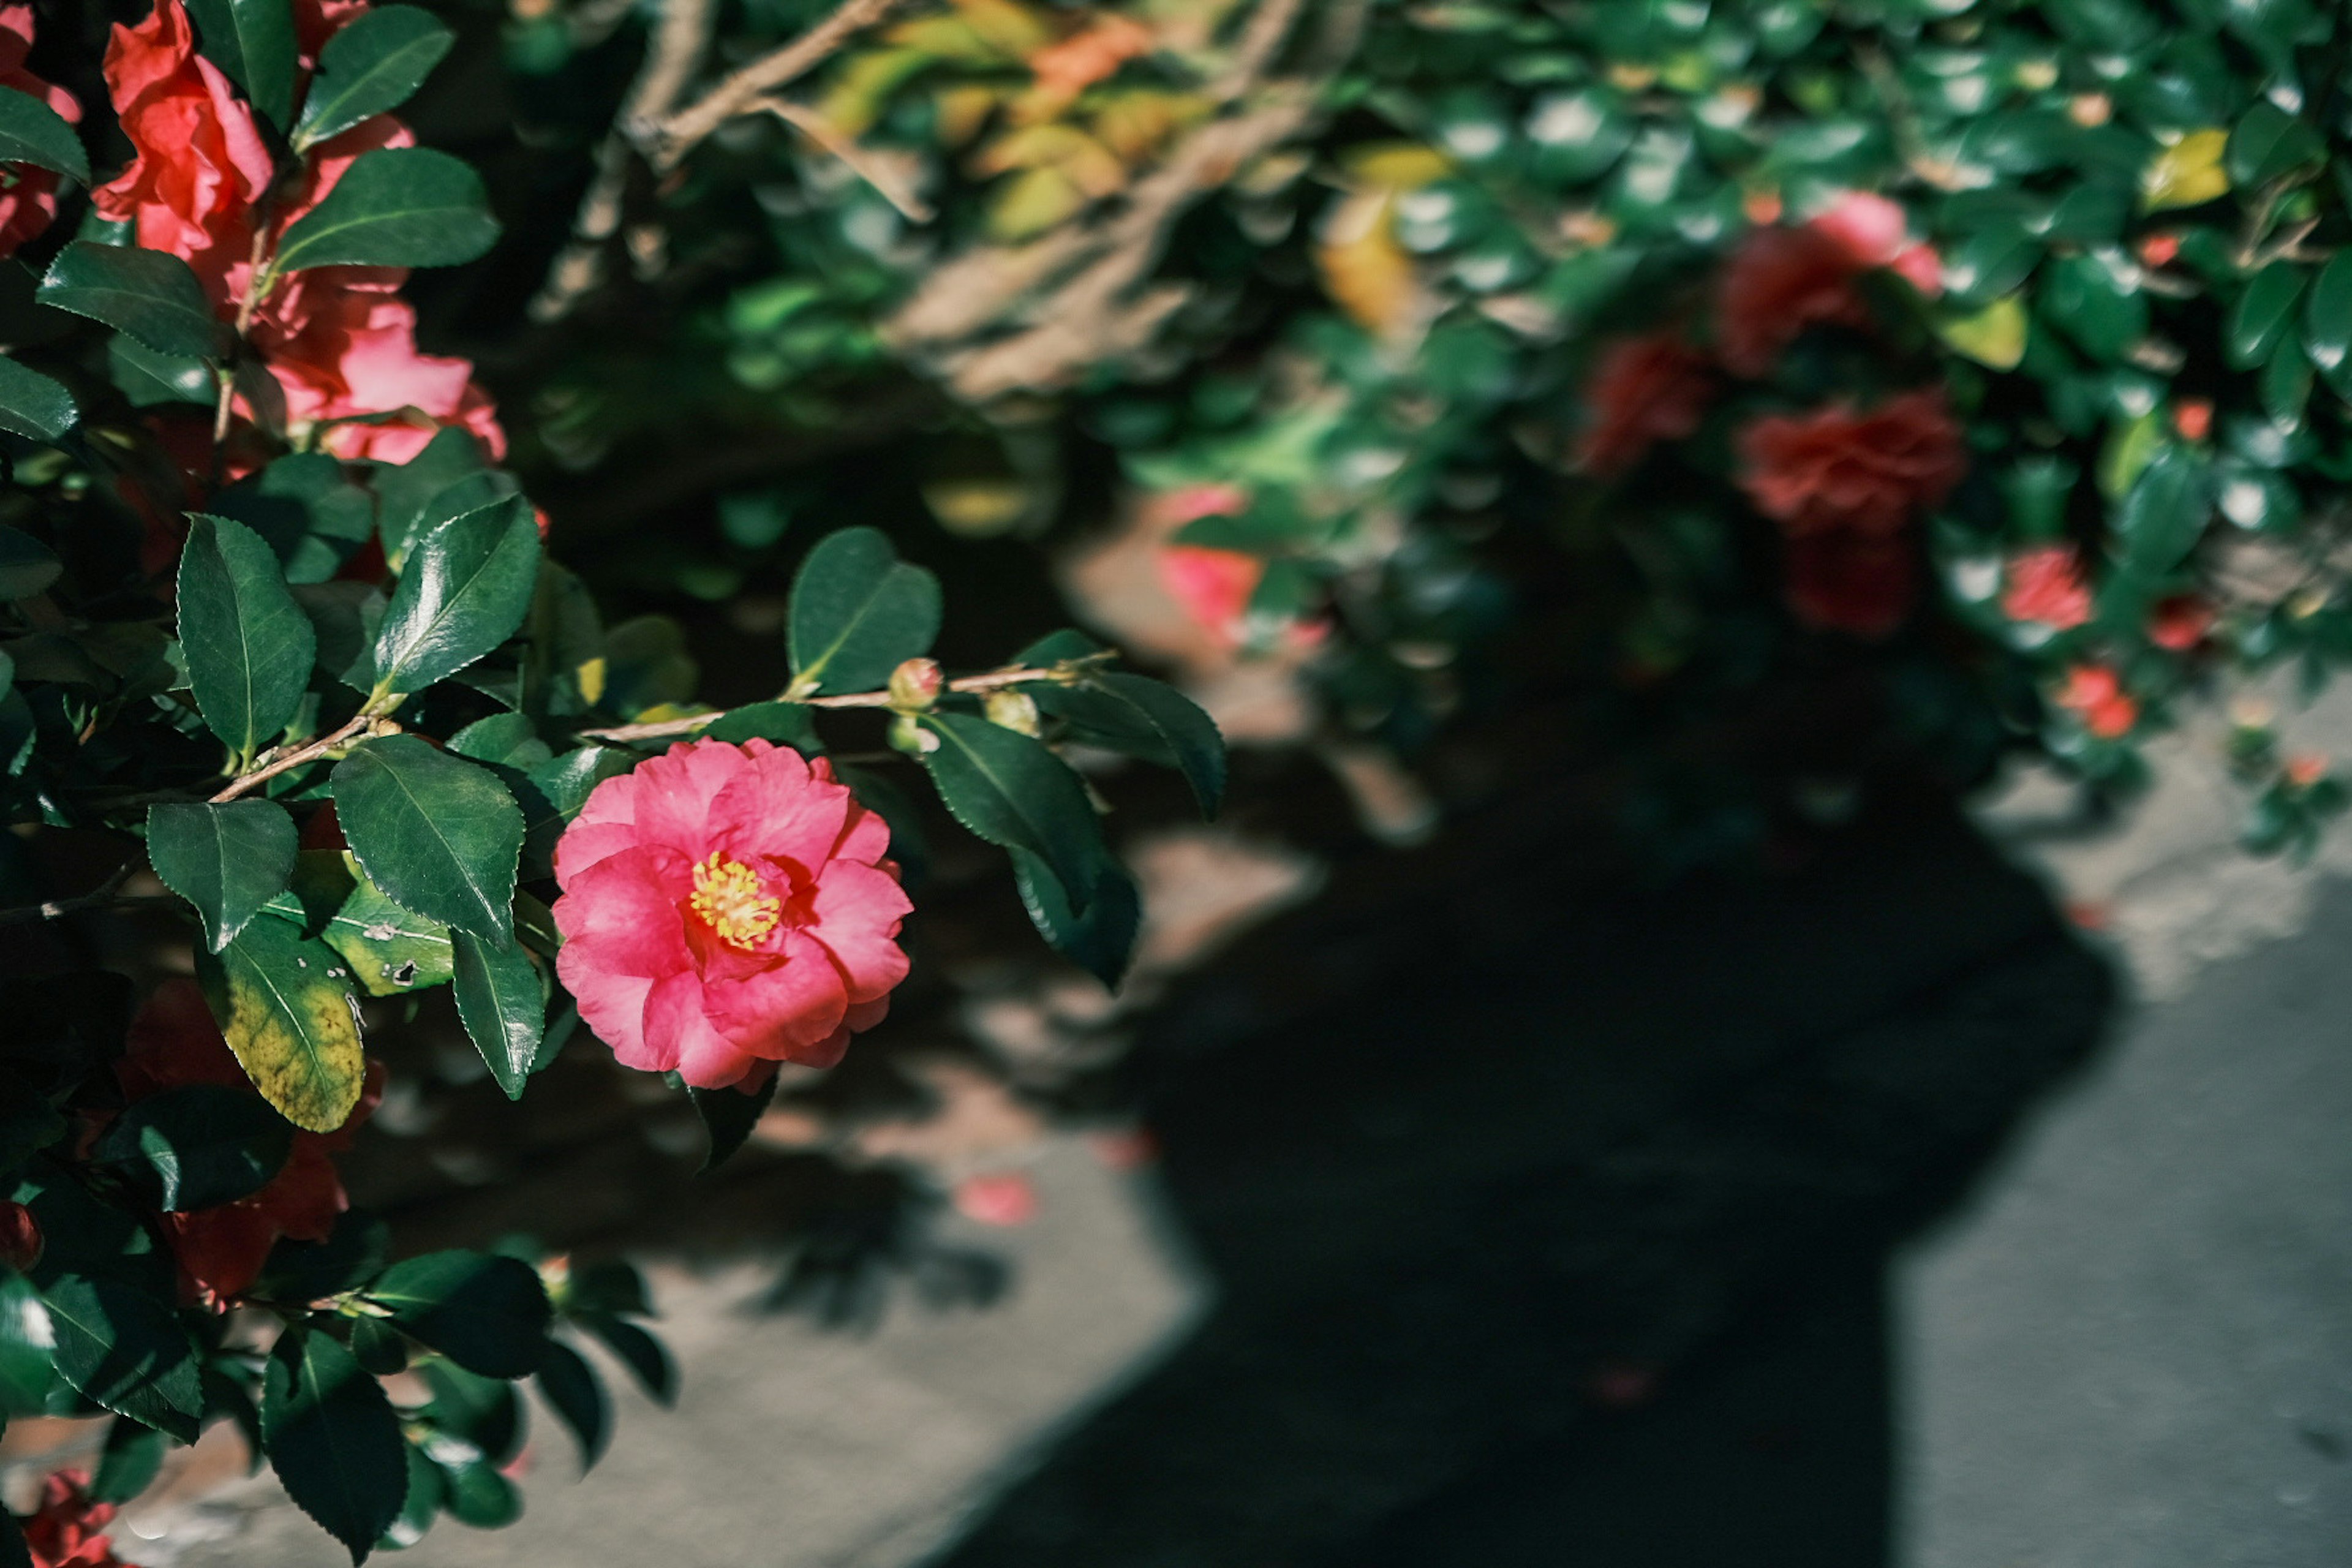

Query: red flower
<box><xmin>2057</xmin><ymin>665</ymin><xmax>2138</xmax><ymax>738</ymax></box>
<box><xmin>1716</xmin><ymin>225</ymin><xmax>1871</xmax><ymax>377</ymax></box>
<box><xmin>2002</xmin><ymin>545</ymin><xmax>2094</xmax><ymax>630</ymax></box>
<box><xmin>1158</xmin><ymin>545</ymin><xmax>1262</xmax><ymax>646</ymax></box>
<box><xmin>552</xmin><ymin>740</ymin><xmax>913</xmax><ymax>1090</ymax></box>
<box><xmin>2147</xmin><ymin>593</ymin><xmax>2215</xmax><ymax>651</ymax></box>
<box><xmin>21</xmin><ymin>1472</ymin><xmax>129</xmax><ymax>1568</ymax></box>
<box><xmin>1736</xmin><ymin>391</ymin><xmax>1967</xmax><ymax>537</ymax></box>
<box><xmin>0</xmin><ymin>1198</ymin><xmax>39</xmax><ymax>1272</ymax></box>
<box><xmin>2172</xmin><ymin>399</ymin><xmax>2212</xmax><ymax>443</ymax></box>
<box><xmin>117</xmin><ymin>979</ymin><xmax>382</xmax><ymax>1308</ymax></box>
<box><xmin>1781</xmin><ymin>532</ymin><xmax>1916</xmax><ymax>638</ymax></box>
<box><xmin>1574</xmin><ymin>332</ymin><xmax>1714</xmax><ymax>477</ymax></box>
<box><xmin>92</xmin><ymin>0</ymin><xmax>274</xmax><ymax>312</ymax></box>
<box><xmin>0</xmin><ymin>6</ymin><xmax>80</xmax><ymax>260</ymax></box>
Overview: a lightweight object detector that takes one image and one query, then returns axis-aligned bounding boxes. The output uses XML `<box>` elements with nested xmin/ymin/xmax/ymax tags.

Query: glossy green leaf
<box><xmin>214</xmin><ymin>453</ymin><xmax>377</xmax><ymax>585</ymax></box>
<box><xmin>688</xmin><ymin>1072</ymin><xmax>778</xmax><ymax>1174</ymax></box>
<box><xmin>576</xmin><ymin>1314</ymin><xmax>674</xmax><ymax>1406</ymax></box>
<box><xmin>1011</xmin><ymin>846</ymin><xmax>1139</xmax><ymax>989</ymax></box>
<box><xmin>295</xmin><ymin>6</ymin><xmax>456</xmax><ymax>150</ymax></box>
<box><xmin>2114</xmin><ymin>450</ymin><xmax>2212</xmax><ymax>573</ymax></box>
<box><xmin>0</xmin><ymin>527</ymin><xmax>60</xmax><ymax>600</ymax></box>
<box><xmin>148</xmin><ymin>799</ymin><xmax>298</xmax><ymax>952</ymax></box>
<box><xmin>189</xmin><ymin>0</ymin><xmax>297</xmax><ymax>129</ymax></box>
<box><xmin>418</xmin><ymin>1359</ymin><xmax>520</xmax><ymax>1463</ymax></box>
<box><xmin>702</xmin><ymin>701</ymin><xmax>821</xmax><ymax>751</ymax></box>
<box><xmin>88</xmin><ymin>1415</ymin><xmax>167</xmax><ymax>1505</ymax></box>
<box><xmin>2261</xmin><ymin>335</ymin><xmax>2313</xmax><ymax>424</ymax></box>
<box><xmin>2302</xmin><ymin>252</ymin><xmax>2352</xmax><ymax>387</ymax></box>
<box><xmin>918</xmin><ymin>712</ymin><xmax>1105</xmax><ymax>914</ymax></box>
<box><xmin>178</xmin><ymin>514</ymin><xmax>317</xmax><ymax>763</ymax></box>
<box><xmin>371</xmin><ymin>497</ymin><xmax>540</xmax><ymax>696</ymax></box>
<box><xmin>2227</xmin><ymin>264</ymin><xmax>2305</xmax><ymax>369</ymax></box>
<box><xmin>448</xmin><ymin>712</ymin><xmax>551</xmax><ymax>769</ymax></box>
<box><xmin>271</xmin><ymin>148</ymin><xmax>500</xmax><ymax>275</ymax></box>
<box><xmin>786</xmin><ymin>527</ymin><xmax>943</xmax><ymax>695</ymax></box>
<box><xmin>38</xmin><ymin>242</ymin><xmax>227</xmax><ymax>360</ymax></box>
<box><xmin>348</xmin><ymin>1315</ymin><xmax>409</xmax><ymax>1377</ymax></box>
<box><xmin>533</xmin><ymin>1339</ymin><xmax>609</xmax><ymax>1471</ymax></box>
<box><xmin>1032</xmin><ymin>673</ymin><xmax>1224</xmax><ymax>816</ymax></box>
<box><xmin>90</xmin><ymin>1084</ymin><xmax>296</xmax><ymax>1210</ymax></box>
<box><xmin>40</xmin><ymin>1275</ymin><xmax>202</xmax><ymax>1442</ymax></box>
<box><xmin>0</xmin><ymin>356</ymin><xmax>77</xmax><ymax>442</ymax></box>
<box><xmin>370</xmin><ymin>426</ymin><xmax>491</xmax><ymax>570</ymax></box>
<box><xmin>440</xmin><ymin>1458</ymin><xmax>522</xmax><ymax>1528</ymax></box>
<box><xmin>382</xmin><ymin>1440</ymin><xmax>440</xmax><ymax>1551</ymax></box>
<box><xmin>0</xmin><ymin>85</ymin><xmax>85</xmax><ymax>181</ymax></box>
<box><xmin>2040</xmin><ymin>253</ymin><xmax>2147</xmax><ymax>361</ymax></box>
<box><xmin>450</xmin><ymin>929</ymin><xmax>542</xmax><ymax>1100</ymax></box>
<box><xmin>2225</xmin><ymin>100</ymin><xmax>2323</xmax><ymax>187</ymax></box>
<box><xmin>262</xmin><ymin>1330</ymin><xmax>407</xmax><ymax>1565</ymax></box>
<box><xmin>333</xmin><ymin>736</ymin><xmax>523</xmax><ymax>943</ymax></box>
<box><xmin>0</xmin><ymin>1272</ymin><xmax>53</xmax><ymax>1417</ymax></box>
<box><xmin>107</xmin><ymin>335</ymin><xmax>213</xmax><ymax>407</ymax></box>
<box><xmin>364</xmin><ymin>1251</ymin><xmax>551</xmax><ymax>1379</ymax></box>
<box><xmin>197</xmin><ymin>915</ymin><xmax>366</xmax><ymax>1134</ymax></box>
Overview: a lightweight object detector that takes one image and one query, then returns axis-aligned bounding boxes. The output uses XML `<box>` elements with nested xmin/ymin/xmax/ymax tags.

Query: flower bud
<box><xmin>0</xmin><ymin>1200</ymin><xmax>42</xmax><ymax>1273</ymax></box>
<box><xmin>984</xmin><ymin>689</ymin><xmax>1042</xmax><ymax>737</ymax></box>
<box><xmin>889</xmin><ymin>712</ymin><xmax>938</xmax><ymax>755</ymax></box>
<box><xmin>888</xmin><ymin>657</ymin><xmax>943</xmax><ymax>710</ymax></box>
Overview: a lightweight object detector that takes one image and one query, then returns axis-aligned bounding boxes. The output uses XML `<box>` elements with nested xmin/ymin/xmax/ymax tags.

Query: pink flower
<box><xmin>1574</xmin><ymin>331</ymin><xmax>1714</xmax><ymax>476</ymax></box>
<box><xmin>2002</xmin><ymin>545</ymin><xmax>2093</xmax><ymax>630</ymax></box>
<box><xmin>1811</xmin><ymin>190</ymin><xmax>1942</xmax><ymax>296</ymax></box>
<box><xmin>1736</xmin><ymin>390</ymin><xmax>1968</xmax><ymax>537</ymax></box>
<box><xmin>0</xmin><ymin>6</ymin><xmax>79</xmax><ymax>260</ymax></box>
<box><xmin>1716</xmin><ymin>225</ymin><xmax>1871</xmax><ymax>377</ymax></box>
<box><xmin>22</xmin><ymin>1471</ymin><xmax>129</xmax><ymax>1568</ymax></box>
<box><xmin>1158</xmin><ymin>545</ymin><xmax>1262</xmax><ymax>646</ymax></box>
<box><xmin>93</xmin><ymin>0</ymin><xmax>274</xmax><ymax>312</ymax></box>
<box><xmin>552</xmin><ymin>740</ymin><xmax>911</xmax><ymax>1090</ymax></box>
<box><xmin>2057</xmin><ymin>664</ymin><xmax>2137</xmax><ymax>738</ymax></box>
<box><xmin>2147</xmin><ymin>592</ymin><xmax>2214</xmax><ymax>651</ymax></box>
<box><xmin>954</xmin><ymin>1171</ymin><xmax>1039</xmax><ymax>1226</ymax></box>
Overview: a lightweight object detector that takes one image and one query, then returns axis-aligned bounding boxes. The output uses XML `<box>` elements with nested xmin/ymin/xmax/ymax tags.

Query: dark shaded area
<box><xmin>925</xmin><ymin>791</ymin><xmax>2114</xmax><ymax>1568</ymax></box>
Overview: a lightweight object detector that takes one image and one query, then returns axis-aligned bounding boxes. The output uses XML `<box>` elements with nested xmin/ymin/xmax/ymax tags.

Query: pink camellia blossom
<box><xmin>2057</xmin><ymin>663</ymin><xmax>2137</xmax><ymax>738</ymax></box>
<box><xmin>954</xmin><ymin>1171</ymin><xmax>1040</xmax><ymax>1227</ymax></box>
<box><xmin>1158</xmin><ymin>545</ymin><xmax>1263</xmax><ymax>645</ymax></box>
<box><xmin>1809</xmin><ymin>190</ymin><xmax>1942</xmax><ymax>296</ymax></box>
<box><xmin>0</xmin><ymin>6</ymin><xmax>79</xmax><ymax>261</ymax></box>
<box><xmin>552</xmin><ymin>739</ymin><xmax>911</xmax><ymax>1090</ymax></box>
<box><xmin>2002</xmin><ymin>544</ymin><xmax>2094</xmax><ymax>630</ymax></box>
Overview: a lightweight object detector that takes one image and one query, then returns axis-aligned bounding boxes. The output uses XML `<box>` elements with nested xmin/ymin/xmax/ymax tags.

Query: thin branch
<box><xmin>642</xmin><ymin>0</ymin><xmax>913</xmax><ymax>170</ymax></box>
<box><xmin>210</xmin><ymin>713</ymin><xmax>389</xmax><ymax>804</ymax></box>
<box><xmin>578</xmin><ymin>660</ymin><xmax>1106</xmax><ymax>745</ymax></box>
<box><xmin>0</xmin><ymin>862</ymin><xmax>179</xmax><ymax>925</ymax></box>
<box><xmin>748</xmin><ymin>95</ymin><xmax>933</xmax><ymax>221</ymax></box>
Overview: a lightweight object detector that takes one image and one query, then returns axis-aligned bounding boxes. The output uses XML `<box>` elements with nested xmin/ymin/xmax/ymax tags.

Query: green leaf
<box><xmin>417</xmin><ymin>1359</ymin><xmax>519</xmax><ymax>1463</ymax></box>
<box><xmin>271</xmin><ymin>148</ymin><xmax>500</xmax><ymax>276</ymax></box>
<box><xmin>295</xmin><ymin>6</ymin><xmax>456</xmax><ymax>151</ymax></box>
<box><xmin>0</xmin><ymin>356</ymin><xmax>77</xmax><ymax>442</ymax></box>
<box><xmin>440</xmin><ymin>1457</ymin><xmax>522</xmax><ymax>1528</ymax></box>
<box><xmin>918</xmin><ymin>712</ymin><xmax>1106</xmax><ymax>914</ymax></box>
<box><xmin>2040</xmin><ymin>252</ymin><xmax>2147</xmax><ymax>361</ymax></box>
<box><xmin>382</xmin><ymin>1439</ymin><xmax>440</xmax><ymax>1551</ymax></box>
<box><xmin>786</xmin><ymin>527</ymin><xmax>943</xmax><ymax>695</ymax></box>
<box><xmin>702</xmin><ymin>701</ymin><xmax>821</xmax><ymax>751</ymax></box>
<box><xmin>262</xmin><ymin>1330</ymin><xmax>407</xmax><ymax>1564</ymax></box>
<box><xmin>214</xmin><ymin>453</ymin><xmax>377</xmax><ymax>585</ymax></box>
<box><xmin>40</xmin><ymin>1275</ymin><xmax>202</xmax><ymax>1442</ymax></box>
<box><xmin>292</xmin><ymin>582</ymin><xmax>387</xmax><ymax>693</ymax></box>
<box><xmin>333</xmin><ymin>737</ymin><xmax>523</xmax><ymax>943</ymax></box>
<box><xmin>0</xmin><ymin>1272</ymin><xmax>56</xmax><ymax>1417</ymax></box>
<box><xmin>89</xmin><ymin>1415</ymin><xmax>168</xmax><ymax>1504</ymax></box>
<box><xmin>0</xmin><ymin>526</ymin><xmax>60</xmax><ymax>600</ymax></box>
<box><xmin>448</xmin><ymin>712</ymin><xmax>551</xmax><ymax>768</ymax></box>
<box><xmin>2225</xmin><ymin>100</ymin><xmax>2323</xmax><ymax>187</ymax></box>
<box><xmin>371</xmin><ymin>497</ymin><xmax>540</xmax><ymax>696</ymax></box>
<box><xmin>1010</xmin><ymin>846</ymin><xmax>1139</xmax><ymax>989</ymax></box>
<box><xmin>188</xmin><ymin>0</ymin><xmax>298</xmax><ymax>130</ymax></box>
<box><xmin>2227</xmin><ymin>264</ymin><xmax>2305</xmax><ymax>370</ymax></box>
<box><xmin>576</xmin><ymin>1314</ymin><xmax>673</xmax><ymax>1406</ymax></box>
<box><xmin>688</xmin><ymin>1072</ymin><xmax>777</xmax><ymax>1174</ymax></box>
<box><xmin>364</xmin><ymin>1251</ymin><xmax>550</xmax><ymax>1378</ymax></box>
<box><xmin>0</xmin><ymin>85</ymin><xmax>86</xmax><ymax>182</ymax></box>
<box><xmin>348</xmin><ymin>1314</ymin><xmax>408</xmax><ymax>1376</ymax></box>
<box><xmin>2114</xmin><ymin>449</ymin><xmax>2212</xmax><ymax>573</ymax></box>
<box><xmin>533</xmin><ymin>1339</ymin><xmax>609</xmax><ymax>1471</ymax></box>
<box><xmin>107</xmin><ymin>336</ymin><xmax>213</xmax><ymax>407</ymax></box>
<box><xmin>2302</xmin><ymin>252</ymin><xmax>2352</xmax><ymax>387</ymax></box>
<box><xmin>370</xmin><ymin>426</ymin><xmax>491</xmax><ymax>569</ymax></box>
<box><xmin>1031</xmin><ymin>673</ymin><xmax>1224</xmax><ymax>816</ymax></box>
<box><xmin>148</xmin><ymin>799</ymin><xmax>298</xmax><ymax>952</ymax></box>
<box><xmin>90</xmin><ymin>1083</ymin><xmax>295</xmax><ymax>1212</ymax></box>
<box><xmin>178</xmin><ymin>514</ymin><xmax>317</xmax><ymax>763</ymax></box>
<box><xmin>450</xmin><ymin>928</ymin><xmax>542</xmax><ymax>1100</ymax></box>
<box><xmin>37</xmin><ymin>242</ymin><xmax>228</xmax><ymax>360</ymax></box>
<box><xmin>197</xmin><ymin>915</ymin><xmax>366</xmax><ymax>1134</ymax></box>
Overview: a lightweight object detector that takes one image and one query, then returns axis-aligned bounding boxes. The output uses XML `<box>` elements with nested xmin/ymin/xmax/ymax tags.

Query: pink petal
<box><xmin>707</xmin><ymin>744</ymin><xmax>847</xmax><ymax>876</ymax></box>
<box><xmin>552</xmin><ymin>821</ymin><xmax>638</xmax><ymax>886</ymax></box>
<box><xmin>698</xmin><ymin>929</ymin><xmax>848</xmax><ymax>1053</ymax></box>
<box><xmin>645</xmin><ymin>970</ymin><xmax>755</xmax><ymax>1088</ymax></box>
<box><xmin>562</xmin><ymin>966</ymin><xmax>660</xmax><ymax>1070</ymax></box>
<box><xmin>832</xmin><ymin>799</ymin><xmax>892</xmax><ymax>865</ymax></box>
<box><xmin>628</xmin><ymin>741</ymin><xmax>751</xmax><ymax>857</ymax></box>
<box><xmin>807</xmin><ymin>861</ymin><xmax>911</xmax><ymax>1002</ymax></box>
<box><xmin>550</xmin><ymin>846</ymin><xmax>692</xmax><ymax>977</ymax></box>
<box><xmin>1810</xmin><ymin>191</ymin><xmax>1909</xmax><ymax>267</ymax></box>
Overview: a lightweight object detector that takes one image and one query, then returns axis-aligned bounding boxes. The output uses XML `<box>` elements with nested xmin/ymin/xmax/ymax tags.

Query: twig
<box><xmin>578</xmin><ymin>660</ymin><xmax>1104</xmax><ymax>745</ymax></box>
<box><xmin>530</xmin><ymin>0</ymin><xmax>720</xmax><ymax>322</ymax></box>
<box><xmin>210</xmin><ymin>714</ymin><xmax>389</xmax><ymax>804</ymax></box>
<box><xmin>641</xmin><ymin>0</ymin><xmax>912</xmax><ymax>170</ymax></box>
<box><xmin>0</xmin><ymin>862</ymin><xmax>178</xmax><ymax>925</ymax></box>
<box><xmin>748</xmin><ymin>96</ymin><xmax>933</xmax><ymax>221</ymax></box>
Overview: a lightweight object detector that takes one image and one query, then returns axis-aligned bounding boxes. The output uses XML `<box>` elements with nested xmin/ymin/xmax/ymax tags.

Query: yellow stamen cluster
<box><xmin>688</xmin><ymin>851</ymin><xmax>782</xmax><ymax>949</ymax></box>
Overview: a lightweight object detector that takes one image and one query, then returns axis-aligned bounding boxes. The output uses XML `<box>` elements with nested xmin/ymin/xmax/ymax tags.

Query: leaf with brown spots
<box><xmin>197</xmin><ymin>916</ymin><xmax>367</xmax><ymax>1134</ymax></box>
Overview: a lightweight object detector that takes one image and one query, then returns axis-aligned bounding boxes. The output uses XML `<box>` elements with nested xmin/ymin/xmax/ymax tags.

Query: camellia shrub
<box><xmin>4</xmin><ymin>0</ymin><xmax>2351</xmax><ymax>1561</ymax></box>
<box><xmin>0</xmin><ymin>2</ymin><xmax>1220</xmax><ymax>1561</ymax></box>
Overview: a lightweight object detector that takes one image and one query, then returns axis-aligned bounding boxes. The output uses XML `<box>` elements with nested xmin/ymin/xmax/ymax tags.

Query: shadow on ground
<box><xmin>924</xmin><ymin>791</ymin><xmax>2114</xmax><ymax>1568</ymax></box>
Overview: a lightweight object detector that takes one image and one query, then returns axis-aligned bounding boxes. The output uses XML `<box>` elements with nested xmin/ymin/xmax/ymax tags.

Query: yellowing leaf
<box><xmin>924</xmin><ymin>478</ymin><xmax>1034</xmax><ymax>537</ymax></box>
<box><xmin>1341</xmin><ymin>142</ymin><xmax>1453</xmax><ymax>191</ymax></box>
<box><xmin>988</xmin><ymin>165</ymin><xmax>1087</xmax><ymax>239</ymax></box>
<box><xmin>1937</xmin><ymin>295</ymin><xmax>2029</xmax><ymax>369</ymax></box>
<box><xmin>933</xmin><ymin>85</ymin><xmax>999</xmax><ymax>146</ymax></box>
<box><xmin>1317</xmin><ymin>190</ymin><xmax>1423</xmax><ymax>337</ymax></box>
<box><xmin>198</xmin><ymin>917</ymin><xmax>365</xmax><ymax>1134</ymax></box>
<box><xmin>2141</xmin><ymin>127</ymin><xmax>2230</xmax><ymax>213</ymax></box>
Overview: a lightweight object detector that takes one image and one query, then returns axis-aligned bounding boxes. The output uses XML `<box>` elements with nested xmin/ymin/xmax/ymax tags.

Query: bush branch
<box><xmin>640</xmin><ymin>0</ymin><xmax>912</xmax><ymax>170</ymax></box>
<box><xmin>210</xmin><ymin>714</ymin><xmax>394</xmax><ymax>804</ymax></box>
<box><xmin>578</xmin><ymin>659</ymin><xmax>1106</xmax><ymax>745</ymax></box>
